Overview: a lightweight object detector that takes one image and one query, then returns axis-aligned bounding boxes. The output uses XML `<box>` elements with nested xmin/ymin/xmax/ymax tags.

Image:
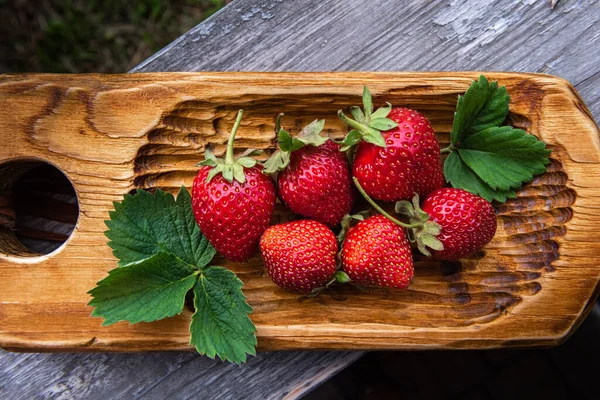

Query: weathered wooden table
<box><xmin>1</xmin><ymin>0</ymin><xmax>599</xmax><ymax>398</ymax></box>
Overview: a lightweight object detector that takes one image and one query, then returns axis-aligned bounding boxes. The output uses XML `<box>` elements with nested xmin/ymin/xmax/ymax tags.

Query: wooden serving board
<box><xmin>1</xmin><ymin>72</ymin><xmax>599</xmax><ymax>352</ymax></box>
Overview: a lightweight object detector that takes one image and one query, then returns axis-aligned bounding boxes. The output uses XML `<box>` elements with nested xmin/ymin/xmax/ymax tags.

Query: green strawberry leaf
<box><xmin>105</xmin><ymin>187</ymin><xmax>215</xmax><ymax>268</ymax></box>
<box><xmin>93</xmin><ymin>185</ymin><xmax>258</xmax><ymax>363</ymax></box>
<box><xmin>88</xmin><ymin>252</ymin><xmax>198</xmax><ymax>326</ymax></box>
<box><xmin>462</xmin><ymin>126</ymin><xmax>550</xmax><ymax>159</ymax></box>
<box><xmin>444</xmin><ymin>151</ymin><xmax>516</xmax><ymax>202</ymax></box>
<box><xmin>445</xmin><ymin>76</ymin><xmax>550</xmax><ymax>203</ymax></box>
<box><xmin>451</xmin><ymin>75</ymin><xmax>510</xmax><ymax>145</ymax></box>
<box><xmin>190</xmin><ymin>266</ymin><xmax>256</xmax><ymax>364</ymax></box>
<box><xmin>457</xmin><ymin>126</ymin><xmax>550</xmax><ymax>191</ymax></box>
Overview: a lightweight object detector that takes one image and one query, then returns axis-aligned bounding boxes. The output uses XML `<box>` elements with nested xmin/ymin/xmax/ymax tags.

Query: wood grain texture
<box><xmin>0</xmin><ymin>71</ymin><xmax>599</xmax><ymax>352</ymax></box>
<box><xmin>134</xmin><ymin>0</ymin><xmax>600</xmax><ymax>154</ymax></box>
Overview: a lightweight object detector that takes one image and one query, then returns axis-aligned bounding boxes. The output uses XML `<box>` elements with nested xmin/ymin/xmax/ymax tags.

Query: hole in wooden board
<box><xmin>0</xmin><ymin>160</ymin><xmax>78</xmax><ymax>257</ymax></box>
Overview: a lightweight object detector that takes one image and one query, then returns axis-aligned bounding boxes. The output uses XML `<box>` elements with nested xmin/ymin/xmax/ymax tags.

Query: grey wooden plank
<box><xmin>132</xmin><ymin>0</ymin><xmax>600</xmax><ymax>81</ymax></box>
<box><xmin>576</xmin><ymin>70</ymin><xmax>600</xmax><ymax>122</ymax></box>
<box><xmin>0</xmin><ymin>350</ymin><xmax>362</xmax><ymax>400</ymax></box>
<box><xmin>132</xmin><ymin>0</ymin><xmax>600</xmax><ymax>117</ymax></box>
<box><xmin>3</xmin><ymin>0</ymin><xmax>600</xmax><ymax>399</ymax></box>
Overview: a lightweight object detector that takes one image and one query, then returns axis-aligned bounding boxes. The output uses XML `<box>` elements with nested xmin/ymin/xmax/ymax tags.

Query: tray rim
<box><xmin>1</xmin><ymin>70</ymin><xmax>599</xmax><ymax>352</ymax></box>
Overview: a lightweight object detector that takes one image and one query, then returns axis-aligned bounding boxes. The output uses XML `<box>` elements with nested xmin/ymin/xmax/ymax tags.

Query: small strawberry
<box><xmin>259</xmin><ymin>220</ymin><xmax>339</xmax><ymax>293</ymax></box>
<box><xmin>418</xmin><ymin>188</ymin><xmax>497</xmax><ymax>260</ymax></box>
<box><xmin>340</xmin><ymin>215</ymin><xmax>414</xmax><ymax>289</ymax></box>
<box><xmin>263</xmin><ymin>116</ymin><xmax>354</xmax><ymax>227</ymax></box>
<box><xmin>193</xmin><ymin>110</ymin><xmax>276</xmax><ymax>262</ymax></box>
<box><xmin>353</xmin><ymin>177</ymin><xmax>497</xmax><ymax>261</ymax></box>
<box><xmin>338</xmin><ymin>87</ymin><xmax>444</xmax><ymax>202</ymax></box>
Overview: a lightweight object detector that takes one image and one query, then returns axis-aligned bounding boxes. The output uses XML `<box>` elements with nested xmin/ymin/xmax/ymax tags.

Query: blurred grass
<box><xmin>0</xmin><ymin>0</ymin><xmax>230</xmax><ymax>73</ymax></box>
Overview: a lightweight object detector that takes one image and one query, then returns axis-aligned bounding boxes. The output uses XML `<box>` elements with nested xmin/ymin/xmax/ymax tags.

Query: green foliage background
<box><xmin>0</xmin><ymin>0</ymin><xmax>229</xmax><ymax>73</ymax></box>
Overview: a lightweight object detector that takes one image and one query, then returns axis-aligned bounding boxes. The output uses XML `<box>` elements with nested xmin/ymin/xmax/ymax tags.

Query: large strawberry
<box><xmin>193</xmin><ymin>110</ymin><xmax>276</xmax><ymax>262</ymax></box>
<box><xmin>338</xmin><ymin>87</ymin><xmax>444</xmax><ymax>202</ymax></box>
<box><xmin>340</xmin><ymin>215</ymin><xmax>414</xmax><ymax>289</ymax></box>
<box><xmin>417</xmin><ymin>188</ymin><xmax>497</xmax><ymax>260</ymax></box>
<box><xmin>259</xmin><ymin>219</ymin><xmax>340</xmax><ymax>293</ymax></box>
<box><xmin>263</xmin><ymin>116</ymin><xmax>354</xmax><ymax>227</ymax></box>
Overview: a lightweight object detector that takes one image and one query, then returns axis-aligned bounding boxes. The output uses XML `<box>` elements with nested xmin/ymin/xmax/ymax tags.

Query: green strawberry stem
<box><xmin>337</xmin><ymin>110</ymin><xmax>372</xmax><ymax>136</ymax></box>
<box><xmin>225</xmin><ymin>109</ymin><xmax>244</xmax><ymax>165</ymax></box>
<box><xmin>352</xmin><ymin>177</ymin><xmax>420</xmax><ymax>229</ymax></box>
<box><xmin>440</xmin><ymin>145</ymin><xmax>454</xmax><ymax>154</ymax></box>
<box><xmin>199</xmin><ymin>109</ymin><xmax>260</xmax><ymax>184</ymax></box>
<box><xmin>352</xmin><ymin>177</ymin><xmax>444</xmax><ymax>256</ymax></box>
<box><xmin>274</xmin><ymin>112</ymin><xmax>284</xmax><ymax>134</ymax></box>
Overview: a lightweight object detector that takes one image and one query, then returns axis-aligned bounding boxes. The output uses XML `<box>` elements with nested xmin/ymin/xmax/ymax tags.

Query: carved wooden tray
<box><xmin>1</xmin><ymin>72</ymin><xmax>599</xmax><ymax>352</ymax></box>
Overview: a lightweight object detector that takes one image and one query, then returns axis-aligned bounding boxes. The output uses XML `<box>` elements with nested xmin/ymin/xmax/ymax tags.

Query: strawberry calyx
<box><xmin>198</xmin><ymin>109</ymin><xmax>260</xmax><ymax>184</ymax></box>
<box><xmin>394</xmin><ymin>195</ymin><xmax>444</xmax><ymax>257</ymax></box>
<box><xmin>262</xmin><ymin>113</ymin><xmax>328</xmax><ymax>174</ymax></box>
<box><xmin>336</xmin><ymin>211</ymin><xmax>370</xmax><ymax>245</ymax></box>
<box><xmin>352</xmin><ymin>177</ymin><xmax>444</xmax><ymax>257</ymax></box>
<box><xmin>306</xmin><ymin>213</ymin><xmax>372</xmax><ymax>298</ymax></box>
<box><xmin>307</xmin><ymin>270</ymin><xmax>353</xmax><ymax>298</ymax></box>
<box><xmin>336</xmin><ymin>86</ymin><xmax>398</xmax><ymax>151</ymax></box>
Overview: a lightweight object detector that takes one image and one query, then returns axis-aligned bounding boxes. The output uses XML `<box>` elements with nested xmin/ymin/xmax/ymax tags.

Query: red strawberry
<box><xmin>264</xmin><ymin>116</ymin><xmax>354</xmax><ymax>226</ymax></box>
<box><xmin>340</xmin><ymin>215</ymin><xmax>414</xmax><ymax>289</ymax></box>
<box><xmin>259</xmin><ymin>220</ymin><xmax>338</xmax><ymax>293</ymax></box>
<box><xmin>353</xmin><ymin>176</ymin><xmax>497</xmax><ymax>261</ymax></box>
<box><xmin>193</xmin><ymin>110</ymin><xmax>276</xmax><ymax>262</ymax></box>
<box><xmin>420</xmin><ymin>188</ymin><xmax>497</xmax><ymax>260</ymax></box>
<box><xmin>338</xmin><ymin>87</ymin><xmax>443</xmax><ymax>202</ymax></box>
